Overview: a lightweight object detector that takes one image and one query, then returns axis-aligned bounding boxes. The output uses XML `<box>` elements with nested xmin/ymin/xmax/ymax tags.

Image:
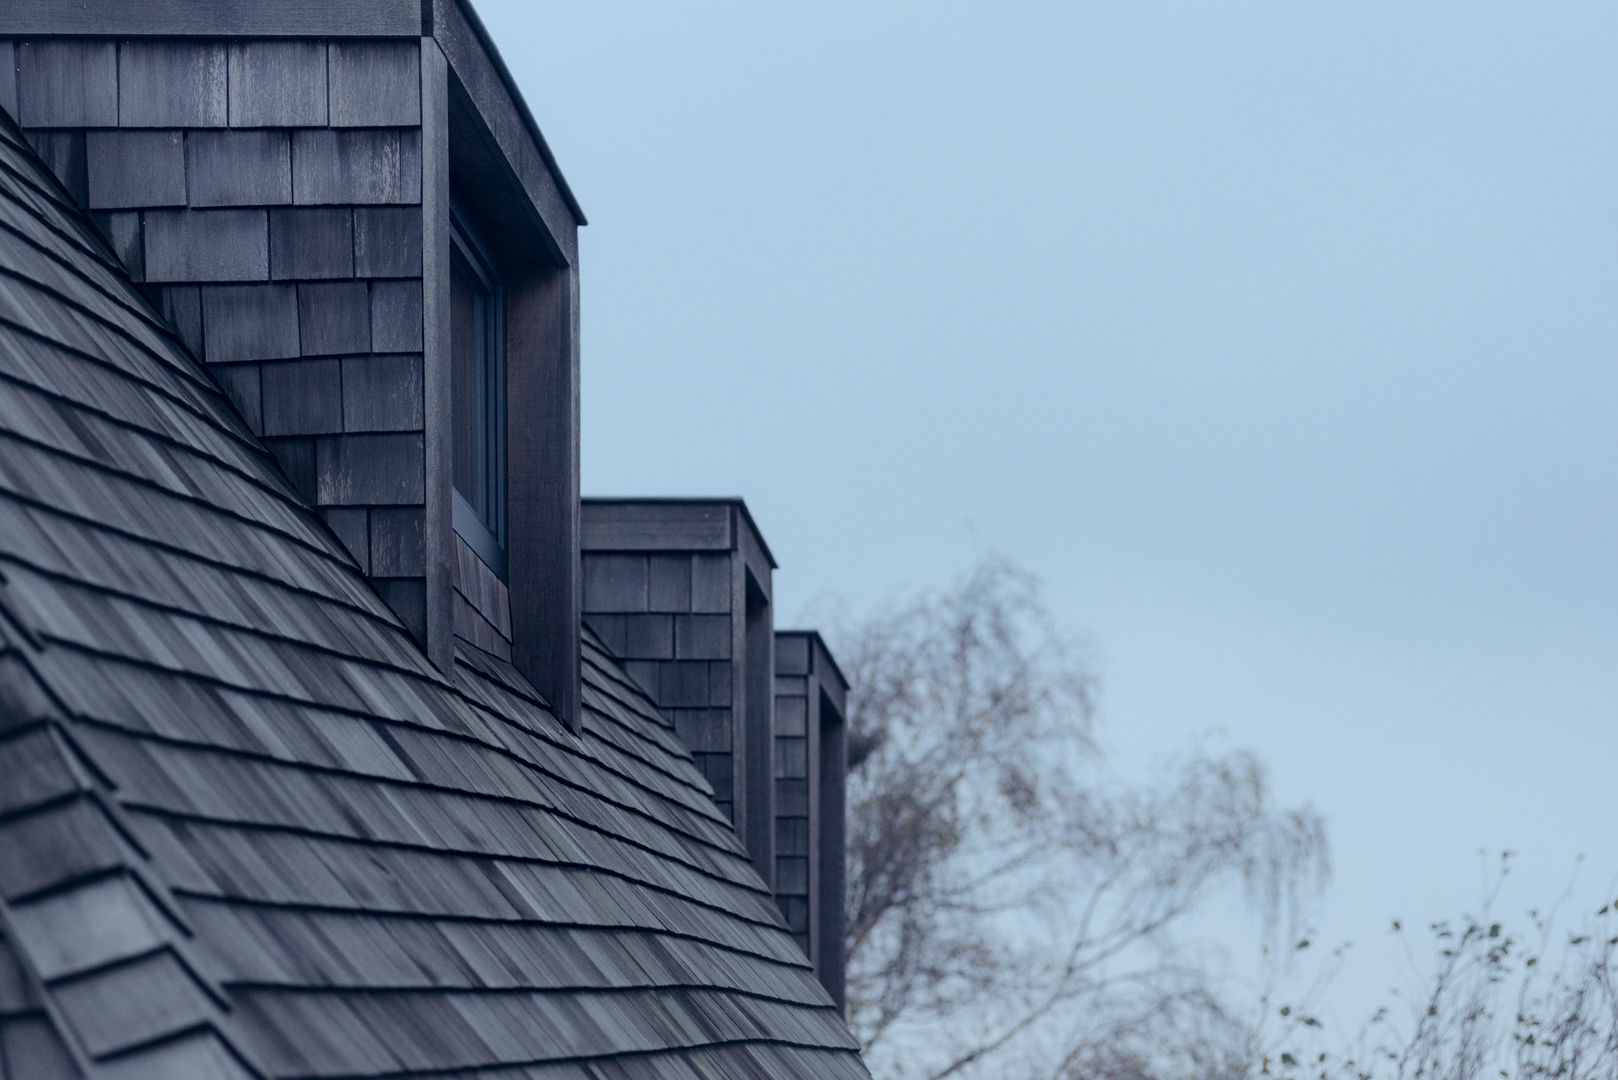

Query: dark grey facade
<box><xmin>580</xmin><ymin>498</ymin><xmax>779</xmax><ymax>886</ymax></box>
<box><xmin>579</xmin><ymin>500</ymin><xmax>852</xmax><ymax>1008</ymax></box>
<box><xmin>775</xmin><ymin>630</ymin><xmax>850</xmax><ymax>1010</ymax></box>
<box><xmin>2</xmin><ymin>0</ymin><xmax>585</xmax><ymax>728</ymax></box>
<box><xmin>0</xmin><ymin>2</ymin><xmax>866</xmax><ymax>1076</ymax></box>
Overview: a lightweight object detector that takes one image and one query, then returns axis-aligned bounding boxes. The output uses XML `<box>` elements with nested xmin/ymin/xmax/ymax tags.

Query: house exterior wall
<box><xmin>582</xmin><ymin>498</ymin><xmax>777</xmax><ymax>886</ymax></box>
<box><xmin>1</xmin><ymin>4</ymin><xmax>585</xmax><ymax>724</ymax></box>
<box><xmin>776</xmin><ymin>630</ymin><xmax>849</xmax><ymax>1009</ymax></box>
<box><xmin>5</xmin><ymin>36</ymin><xmax>434</xmax><ymax>645</ymax></box>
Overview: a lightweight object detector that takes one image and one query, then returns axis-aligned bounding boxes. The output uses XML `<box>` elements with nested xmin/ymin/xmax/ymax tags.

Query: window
<box><xmin>450</xmin><ymin>206</ymin><xmax>506</xmax><ymax>577</ymax></box>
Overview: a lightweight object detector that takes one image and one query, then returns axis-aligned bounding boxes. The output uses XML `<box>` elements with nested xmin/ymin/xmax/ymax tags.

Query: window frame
<box><xmin>449</xmin><ymin>202</ymin><xmax>508</xmax><ymax>579</ymax></box>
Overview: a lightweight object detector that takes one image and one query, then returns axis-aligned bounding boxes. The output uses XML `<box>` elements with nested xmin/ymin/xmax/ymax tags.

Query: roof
<box><xmin>582</xmin><ymin>498</ymin><xmax>779</xmax><ymax>572</ymax></box>
<box><xmin>0</xmin><ymin>109</ymin><xmax>864</xmax><ymax>1078</ymax></box>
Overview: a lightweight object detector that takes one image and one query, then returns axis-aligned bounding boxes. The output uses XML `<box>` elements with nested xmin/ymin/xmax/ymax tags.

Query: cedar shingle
<box><xmin>371</xmin><ymin>507</ymin><xmax>426</xmax><ymax>576</ymax></box>
<box><xmin>270</xmin><ymin>208</ymin><xmax>354</xmax><ymax>280</ymax></box>
<box><xmin>0</xmin><ymin>95</ymin><xmax>870</xmax><ymax>1080</ymax></box>
<box><xmin>85</xmin><ymin>130</ymin><xmax>185</xmax><ymax>209</ymax></box>
<box><xmin>315</xmin><ymin>432</ymin><xmax>425</xmax><ymax>505</ymax></box>
<box><xmin>200</xmin><ymin>283</ymin><xmax>299</xmax><ymax>362</ymax></box>
<box><xmin>262</xmin><ymin>358</ymin><xmax>342</xmax><ymax>436</ymax></box>
<box><xmin>323</xmin><ymin>507</ymin><xmax>370</xmax><ymax>573</ymax></box>
<box><xmin>292</xmin><ymin>129</ymin><xmax>422</xmax><ymax>206</ymax></box>
<box><xmin>353</xmin><ymin>207</ymin><xmax>423</xmax><ymax>278</ymax></box>
<box><xmin>369</xmin><ymin>279</ymin><xmax>424</xmax><ymax>352</ymax></box>
<box><xmin>117</xmin><ymin>42</ymin><xmax>227</xmax><ymax>128</ymax></box>
<box><xmin>675</xmin><ymin>614</ymin><xmax>731</xmax><ymax>660</ymax></box>
<box><xmin>91</xmin><ymin>212</ymin><xmax>143</xmax><ymax>279</ymax></box>
<box><xmin>329</xmin><ymin>42</ymin><xmax>422</xmax><ymax>127</ymax></box>
<box><xmin>187</xmin><ymin>130</ymin><xmax>292</xmax><ymax>207</ymax></box>
<box><xmin>24</xmin><ymin>132</ymin><xmax>88</xmax><ymax>207</ymax></box>
<box><xmin>297</xmin><ymin>281</ymin><xmax>369</xmax><ymax>355</ymax></box>
<box><xmin>144</xmin><ymin>208</ymin><xmax>268</xmax><ymax>282</ymax></box>
<box><xmin>341</xmin><ymin>353</ymin><xmax>422</xmax><ymax>432</ymax></box>
<box><xmin>17</xmin><ymin>41</ymin><xmax>116</xmax><ymax>128</ymax></box>
<box><xmin>211</xmin><ymin>362</ymin><xmax>263</xmax><ymax>434</ymax></box>
<box><xmin>227</xmin><ymin>41</ymin><xmax>327</xmax><ymax>128</ymax></box>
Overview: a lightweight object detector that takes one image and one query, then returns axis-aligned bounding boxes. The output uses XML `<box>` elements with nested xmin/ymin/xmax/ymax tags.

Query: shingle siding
<box><xmin>291</xmin><ymin>128</ymin><xmax>421</xmax><ymax>205</ymax></box>
<box><xmin>7</xmin><ymin>32</ymin><xmax>431</xmax><ymax>641</ymax></box>
<box><xmin>116</xmin><ymin>41</ymin><xmax>227</xmax><ymax>127</ymax></box>
<box><xmin>201</xmin><ymin>284</ymin><xmax>301</xmax><ymax>362</ymax></box>
<box><xmin>85</xmin><ymin>131</ymin><xmax>186</xmax><ymax>209</ymax></box>
<box><xmin>0</xmin><ymin>24</ymin><xmax>868</xmax><ymax>1072</ymax></box>
<box><xmin>17</xmin><ymin>41</ymin><xmax>117</xmax><ymax>127</ymax></box>
<box><xmin>187</xmin><ymin>130</ymin><xmax>293</xmax><ymax>207</ymax></box>
<box><xmin>328</xmin><ymin>41</ymin><xmax>421</xmax><ymax>127</ymax></box>
<box><xmin>226</xmin><ymin>41</ymin><xmax>328</xmax><ymax>128</ymax></box>
<box><xmin>580</xmin><ymin>505</ymin><xmax>779</xmax><ymax>884</ymax></box>
<box><xmin>773</xmin><ymin>631</ymin><xmax>851</xmax><ymax>1007</ymax></box>
<box><xmin>297</xmin><ymin>280</ymin><xmax>370</xmax><ymax>354</ymax></box>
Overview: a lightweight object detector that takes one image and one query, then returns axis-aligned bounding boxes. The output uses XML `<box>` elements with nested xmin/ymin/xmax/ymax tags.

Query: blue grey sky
<box><xmin>483</xmin><ymin>0</ymin><xmax>1618</xmax><ymax>1028</ymax></box>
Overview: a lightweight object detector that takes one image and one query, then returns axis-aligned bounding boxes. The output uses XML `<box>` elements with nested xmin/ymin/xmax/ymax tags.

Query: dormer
<box><xmin>2</xmin><ymin>0</ymin><xmax>586</xmax><ymax>726</ymax></box>
<box><xmin>580</xmin><ymin>497</ymin><xmax>779</xmax><ymax>885</ymax></box>
<box><xmin>774</xmin><ymin>630</ymin><xmax>850</xmax><ymax>1010</ymax></box>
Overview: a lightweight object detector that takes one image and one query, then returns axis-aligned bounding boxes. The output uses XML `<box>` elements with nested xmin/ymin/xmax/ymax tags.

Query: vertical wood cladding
<box><xmin>6</xmin><ymin>36</ymin><xmax>431</xmax><ymax>644</ymax></box>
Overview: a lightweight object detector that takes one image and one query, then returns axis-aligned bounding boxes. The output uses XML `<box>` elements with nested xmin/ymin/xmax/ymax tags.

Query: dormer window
<box><xmin>450</xmin><ymin>206</ymin><xmax>507</xmax><ymax>577</ymax></box>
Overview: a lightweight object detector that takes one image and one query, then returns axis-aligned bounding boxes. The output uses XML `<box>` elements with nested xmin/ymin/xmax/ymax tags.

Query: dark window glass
<box><xmin>449</xmin><ymin>211</ymin><xmax>505</xmax><ymax>574</ymax></box>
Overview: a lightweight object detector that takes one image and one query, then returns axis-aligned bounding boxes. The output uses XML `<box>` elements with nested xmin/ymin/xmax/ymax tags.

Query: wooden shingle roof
<box><xmin>0</xmin><ymin>112</ymin><xmax>866</xmax><ymax>1079</ymax></box>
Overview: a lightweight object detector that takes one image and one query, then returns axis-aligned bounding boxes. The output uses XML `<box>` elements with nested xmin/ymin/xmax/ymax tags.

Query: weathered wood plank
<box><xmin>581</xmin><ymin>501</ymin><xmax>733</xmax><ymax>553</ymax></box>
<box><xmin>261</xmin><ymin>357</ymin><xmax>342</xmax><ymax>436</ymax></box>
<box><xmin>227</xmin><ymin>41</ymin><xmax>327</xmax><ymax>128</ymax></box>
<box><xmin>143</xmin><ymin>208</ymin><xmax>267</xmax><ymax>282</ymax></box>
<box><xmin>419</xmin><ymin>36</ymin><xmax>454</xmax><ymax>675</ymax></box>
<box><xmin>292</xmin><ymin>129</ymin><xmax>422</xmax><ymax>206</ymax></box>
<box><xmin>353</xmin><ymin>206</ymin><xmax>422</xmax><ymax>278</ymax></box>
<box><xmin>85</xmin><ymin>130</ymin><xmax>184</xmax><ymax>209</ymax></box>
<box><xmin>0</xmin><ymin>0</ymin><xmax>421</xmax><ymax>37</ymax></box>
<box><xmin>329</xmin><ymin>41</ymin><xmax>421</xmax><ymax>127</ymax></box>
<box><xmin>17</xmin><ymin>41</ymin><xmax>116</xmax><ymax>128</ymax></box>
<box><xmin>296</xmin><ymin>280</ymin><xmax>369</xmax><ymax>355</ymax></box>
<box><xmin>341</xmin><ymin>353</ymin><xmax>423</xmax><ymax>432</ymax></box>
<box><xmin>315</xmin><ymin>431</ymin><xmax>425</xmax><ymax>505</ymax></box>
<box><xmin>187</xmin><ymin>130</ymin><xmax>291</xmax><ymax>207</ymax></box>
<box><xmin>269</xmin><ymin>208</ymin><xmax>354</xmax><ymax>280</ymax></box>
<box><xmin>117</xmin><ymin>41</ymin><xmax>226</xmax><ymax>128</ymax></box>
<box><xmin>432</xmin><ymin>0</ymin><xmax>583</xmax><ymax>242</ymax></box>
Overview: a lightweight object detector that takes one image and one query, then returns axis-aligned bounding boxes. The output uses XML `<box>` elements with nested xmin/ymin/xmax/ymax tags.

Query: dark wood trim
<box><xmin>0</xmin><ymin>0</ymin><xmax>421</xmax><ymax>37</ymax></box>
<box><xmin>507</xmin><ymin>258</ymin><xmax>581</xmax><ymax>731</ymax></box>
<box><xmin>741</xmin><ymin>563</ymin><xmax>775</xmax><ymax>889</ymax></box>
<box><xmin>816</xmin><ymin>684</ymin><xmax>848</xmax><ymax>1011</ymax></box>
<box><xmin>432</xmin><ymin>0</ymin><xmax>582</xmax><ymax>260</ymax></box>
<box><xmin>421</xmin><ymin>38</ymin><xmax>454</xmax><ymax>675</ymax></box>
<box><xmin>452</xmin><ymin>491</ymin><xmax>506</xmax><ymax>580</ymax></box>
<box><xmin>734</xmin><ymin>505</ymin><xmax>775</xmax><ymax>602</ymax></box>
<box><xmin>581</xmin><ymin>500</ymin><xmax>732</xmax><ymax>553</ymax></box>
<box><xmin>432</xmin><ymin>0</ymin><xmax>584</xmax><ymax>225</ymax></box>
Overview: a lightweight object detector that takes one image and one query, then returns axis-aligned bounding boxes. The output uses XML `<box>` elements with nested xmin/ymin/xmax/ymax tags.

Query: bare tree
<box><xmin>819</xmin><ymin>553</ymin><xmax>1330</xmax><ymax>1080</ymax></box>
<box><xmin>1271</xmin><ymin>855</ymin><xmax>1618</xmax><ymax>1080</ymax></box>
